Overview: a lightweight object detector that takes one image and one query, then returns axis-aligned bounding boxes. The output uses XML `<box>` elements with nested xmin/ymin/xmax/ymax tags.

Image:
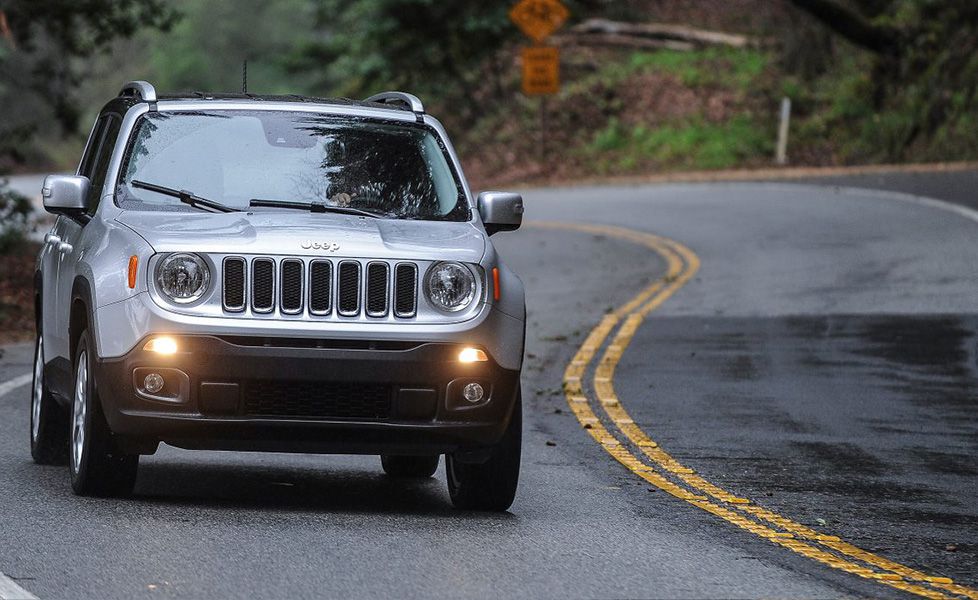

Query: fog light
<box><xmin>459</xmin><ymin>347</ymin><xmax>488</xmax><ymax>363</ymax></box>
<box><xmin>143</xmin><ymin>372</ymin><xmax>165</xmax><ymax>394</ymax></box>
<box><xmin>144</xmin><ymin>336</ymin><xmax>178</xmax><ymax>355</ymax></box>
<box><xmin>462</xmin><ymin>382</ymin><xmax>485</xmax><ymax>403</ymax></box>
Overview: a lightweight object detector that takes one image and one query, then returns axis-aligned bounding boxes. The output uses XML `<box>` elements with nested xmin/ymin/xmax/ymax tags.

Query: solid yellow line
<box><xmin>532</xmin><ymin>221</ymin><xmax>977</xmax><ymax>600</ymax></box>
<box><xmin>609</xmin><ymin>234</ymin><xmax>978</xmax><ymax>600</ymax></box>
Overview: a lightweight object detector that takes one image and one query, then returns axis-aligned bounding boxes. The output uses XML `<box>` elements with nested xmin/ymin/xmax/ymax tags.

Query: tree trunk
<box><xmin>787</xmin><ymin>0</ymin><xmax>901</xmax><ymax>55</ymax></box>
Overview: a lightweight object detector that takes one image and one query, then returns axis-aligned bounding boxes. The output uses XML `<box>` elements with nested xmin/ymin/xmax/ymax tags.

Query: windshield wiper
<box><xmin>249</xmin><ymin>198</ymin><xmax>382</xmax><ymax>219</ymax></box>
<box><xmin>131</xmin><ymin>180</ymin><xmax>240</xmax><ymax>213</ymax></box>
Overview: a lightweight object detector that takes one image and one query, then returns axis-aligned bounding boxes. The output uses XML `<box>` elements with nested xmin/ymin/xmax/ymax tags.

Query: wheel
<box><xmin>30</xmin><ymin>333</ymin><xmax>69</xmax><ymax>465</ymax></box>
<box><xmin>381</xmin><ymin>454</ymin><xmax>440</xmax><ymax>478</ymax></box>
<box><xmin>446</xmin><ymin>389</ymin><xmax>522</xmax><ymax>511</ymax></box>
<box><xmin>69</xmin><ymin>330</ymin><xmax>139</xmax><ymax>497</ymax></box>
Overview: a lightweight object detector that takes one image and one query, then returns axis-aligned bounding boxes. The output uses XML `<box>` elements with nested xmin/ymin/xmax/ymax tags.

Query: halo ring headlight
<box><xmin>156</xmin><ymin>253</ymin><xmax>210</xmax><ymax>304</ymax></box>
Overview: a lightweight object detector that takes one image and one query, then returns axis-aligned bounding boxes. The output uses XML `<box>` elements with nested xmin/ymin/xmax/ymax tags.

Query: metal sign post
<box><xmin>510</xmin><ymin>0</ymin><xmax>568</xmax><ymax>165</ymax></box>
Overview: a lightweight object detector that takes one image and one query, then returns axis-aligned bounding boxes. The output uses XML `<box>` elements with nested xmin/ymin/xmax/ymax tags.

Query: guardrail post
<box><xmin>776</xmin><ymin>96</ymin><xmax>791</xmax><ymax>165</ymax></box>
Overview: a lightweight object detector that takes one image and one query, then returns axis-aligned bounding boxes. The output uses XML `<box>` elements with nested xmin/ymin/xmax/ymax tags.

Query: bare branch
<box><xmin>787</xmin><ymin>0</ymin><xmax>901</xmax><ymax>55</ymax></box>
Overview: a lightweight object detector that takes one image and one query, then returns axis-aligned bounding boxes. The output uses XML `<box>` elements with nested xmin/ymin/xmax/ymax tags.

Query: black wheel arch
<box><xmin>33</xmin><ymin>270</ymin><xmax>42</xmax><ymax>333</ymax></box>
<box><xmin>69</xmin><ymin>276</ymin><xmax>97</xmax><ymax>364</ymax></box>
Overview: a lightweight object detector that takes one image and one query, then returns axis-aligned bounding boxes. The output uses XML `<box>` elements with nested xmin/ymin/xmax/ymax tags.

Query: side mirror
<box><xmin>42</xmin><ymin>175</ymin><xmax>90</xmax><ymax>217</ymax></box>
<box><xmin>478</xmin><ymin>191</ymin><xmax>523</xmax><ymax>235</ymax></box>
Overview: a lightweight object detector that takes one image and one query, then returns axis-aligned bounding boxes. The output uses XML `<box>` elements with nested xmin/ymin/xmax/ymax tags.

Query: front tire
<box><xmin>30</xmin><ymin>333</ymin><xmax>68</xmax><ymax>465</ymax></box>
<box><xmin>381</xmin><ymin>454</ymin><xmax>440</xmax><ymax>478</ymax></box>
<box><xmin>446</xmin><ymin>389</ymin><xmax>522</xmax><ymax>511</ymax></box>
<box><xmin>69</xmin><ymin>330</ymin><xmax>138</xmax><ymax>497</ymax></box>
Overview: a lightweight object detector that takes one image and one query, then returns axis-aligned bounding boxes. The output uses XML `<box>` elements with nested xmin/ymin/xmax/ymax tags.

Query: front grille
<box><xmin>223</xmin><ymin>258</ymin><xmax>246</xmax><ymax>311</ymax></box>
<box><xmin>309</xmin><ymin>260</ymin><xmax>332</xmax><ymax>315</ymax></box>
<box><xmin>225</xmin><ymin>257</ymin><xmax>418</xmax><ymax>319</ymax></box>
<box><xmin>252</xmin><ymin>259</ymin><xmax>275</xmax><ymax>313</ymax></box>
<box><xmin>280</xmin><ymin>259</ymin><xmax>303</xmax><ymax>314</ymax></box>
<box><xmin>366</xmin><ymin>262</ymin><xmax>389</xmax><ymax>317</ymax></box>
<box><xmin>394</xmin><ymin>263</ymin><xmax>418</xmax><ymax>317</ymax></box>
<box><xmin>243</xmin><ymin>380</ymin><xmax>392</xmax><ymax>420</ymax></box>
<box><xmin>337</xmin><ymin>261</ymin><xmax>361</xmax><ymax>316</ymax></box>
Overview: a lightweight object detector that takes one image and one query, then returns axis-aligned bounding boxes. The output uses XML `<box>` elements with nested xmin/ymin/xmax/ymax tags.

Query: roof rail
<box><xmin>364</xmin><ymin>91</ymin><xmax>425</xmax><ymax>115</ymax></box>
<box><xmin>119</xmin><ymin>81</ymin><xmax>157</xmax><ymax>103</ymax></box>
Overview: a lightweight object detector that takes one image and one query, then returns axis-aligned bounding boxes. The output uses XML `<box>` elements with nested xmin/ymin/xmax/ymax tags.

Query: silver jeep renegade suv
<box><xmin>31</xmin><ymin>81</ymin><xmax>526</xmax><ymax>510</ymax></box>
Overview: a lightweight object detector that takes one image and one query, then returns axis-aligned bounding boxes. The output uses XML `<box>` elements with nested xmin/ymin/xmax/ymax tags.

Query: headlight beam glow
<box><xmin>459</xmin><ymin>347</ymin><xmax>488</xmax><ymax>363</ymax></box>
<box><xmin>144</xmin><ymin>337</ymin><xmax>178</xmax><ymax>355</ymax></box>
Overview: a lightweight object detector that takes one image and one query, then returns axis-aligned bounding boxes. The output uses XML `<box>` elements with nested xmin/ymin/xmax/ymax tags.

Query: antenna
<box><xmin>242</xmin><ymin>60</ymin><xmax>247</xmax><ymax>93</ymax></box>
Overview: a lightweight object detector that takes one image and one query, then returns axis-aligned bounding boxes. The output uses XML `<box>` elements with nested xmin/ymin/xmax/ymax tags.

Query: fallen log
<box><xmin>565</xmin><ymin>18</ymin><xmax>756</xmax><ymax>49</ymax></box>
<box><xmin>554</xmin><ymin>32</ymin><xmax>696</xmax><ymax>52</ymax></box>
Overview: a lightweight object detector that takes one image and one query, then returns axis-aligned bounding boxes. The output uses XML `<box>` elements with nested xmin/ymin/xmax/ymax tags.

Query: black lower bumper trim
<box><xmin>95</xmin><ymin>335</ymin><xmax>520</xmax><ymax>455</ymax></box>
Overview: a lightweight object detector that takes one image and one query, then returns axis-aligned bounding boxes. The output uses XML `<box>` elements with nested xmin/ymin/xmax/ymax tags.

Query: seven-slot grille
<box><xmin>222</xmin><ymin>257</ymin><xmax>418</xmax><ymax>319</ymax></box>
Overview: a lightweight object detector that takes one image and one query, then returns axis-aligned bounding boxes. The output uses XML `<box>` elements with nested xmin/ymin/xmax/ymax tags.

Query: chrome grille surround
<box><xmin>394</xmin><ymin>262</ymin><xmax>418</xmax><ymax>318</ymax></box>
<box><xmin>251</xmin><ymin>258</ymin><xmax>275</xmax><ymax>314</ymax></box>
<box><xmin>148</xmin><ymin>254</ymin><xmax>483</xmax><ymax>324</ymax></box>
<box><xmin>308</xmin><ymin>259</ymin><xmax>333</xmax><ymax>316</ymax></box>
<box><xmin>279</xmin><ymin>259</ymin><xmax>304</xmax><ymax>315</ymax></box>
<box><xmin>222</xmin><ymin>257</ymin><xmax>246</xmax><ymax>312</ymax></box>
<box><xmin>337</xmin><ymin>261</ymin><xmax>361</xmax><ymax>317</ymax></box>
<box><xmin>365</xmin><ymin>261</ymin><xmax>390</xmax><ymax>318</ymax></box>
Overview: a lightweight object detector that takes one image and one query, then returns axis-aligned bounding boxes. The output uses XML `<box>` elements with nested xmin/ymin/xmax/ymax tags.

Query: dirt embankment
<box><xmin>0</xmin><ymin>243</ymin><xmax>37</xmax><ymax>344</ymax></box>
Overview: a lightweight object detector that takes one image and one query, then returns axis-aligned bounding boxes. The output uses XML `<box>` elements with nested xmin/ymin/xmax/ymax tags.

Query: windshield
<box><xmin>116</xmin><ymin>110</ymin><xmax>469</xmax><ymax>220</ymax></box>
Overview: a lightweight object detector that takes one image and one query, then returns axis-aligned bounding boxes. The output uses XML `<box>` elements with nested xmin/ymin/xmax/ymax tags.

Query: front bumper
<box><xmin>93</xmin><ymin>292</ymin><xmax>526</xmax><ymax>371</ymax></box>
<box><xmin>95</xmin><ymin>335</ymin><xmax>520</xmax><ymax>455</ymax></box>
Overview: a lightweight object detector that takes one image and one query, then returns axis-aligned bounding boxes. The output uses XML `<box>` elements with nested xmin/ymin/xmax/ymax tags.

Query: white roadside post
<box><xmin>776</xmin><ymin>96</ymin><xmax>791</xmax><ymax>165</ymax></box>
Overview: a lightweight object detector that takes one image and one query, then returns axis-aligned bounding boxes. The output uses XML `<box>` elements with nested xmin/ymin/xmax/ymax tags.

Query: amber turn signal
<box><xmin>127</xmin><ymin>255</ymin><xmax>138</xmax><ymax>289</ymax></box>
<box><xmin>492</xmin><ymin>267</ymin><xmax>501</xmax><ymax>301</ymax></box>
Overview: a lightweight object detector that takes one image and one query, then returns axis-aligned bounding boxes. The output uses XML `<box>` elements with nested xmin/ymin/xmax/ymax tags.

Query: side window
<box><xmin>78</xmin><ymin>116</ymin><xmax>108</xmax><ymax>180</ymax></box>
<box><xmin>85</xmin><ymin>115</ymin><xmax>122</xmax><ymax>214</ymax></box>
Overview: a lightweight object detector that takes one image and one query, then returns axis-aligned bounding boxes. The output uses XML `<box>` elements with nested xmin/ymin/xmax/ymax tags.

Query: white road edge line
<box><xmin>0</xmin><ymin>573</ymin><xmax>38</xmax><ymax>600</ymax></box>
<box><xmin>709</xmin><ymin>181</ymin><xmax>978</xmax><ymax>226</ymax></box>
<box><xmin>0</xmin><ymin>373</ymin><xmax>32</xmax><ymax>399</ymax></box>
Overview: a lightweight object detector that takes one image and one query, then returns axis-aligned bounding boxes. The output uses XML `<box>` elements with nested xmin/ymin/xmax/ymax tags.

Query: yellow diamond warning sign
<box><xmin>521</xmin><ymin>46</ymin><xmax>560</xmax><ymax>96</ymax></box>
<box><xmin>509</xmin><ymin>0</ymin><xmax>569</xmax><ymax>43</ymax></box>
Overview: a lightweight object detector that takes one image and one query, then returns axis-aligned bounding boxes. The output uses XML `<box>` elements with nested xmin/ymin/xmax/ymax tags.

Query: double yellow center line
<box><xmin>533</xmin><ymin>221</ymin><xmax>976</xmax><ymax>600</ymax></box>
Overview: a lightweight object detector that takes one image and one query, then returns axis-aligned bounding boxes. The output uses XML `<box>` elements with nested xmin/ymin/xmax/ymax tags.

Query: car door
<box><xmin>43</xmin><ymin>117</ymin><xmax>104</xmax><ymax>361</ymax></box>
<box><xmin>53</xmin><ymin>114</ymin><xmax>122</xmax><ymax>359</ymax></box>
<box><xmin>39</xmin><ymin>216</ymin><xmax>67</xmax><ymax>350</ymax></box>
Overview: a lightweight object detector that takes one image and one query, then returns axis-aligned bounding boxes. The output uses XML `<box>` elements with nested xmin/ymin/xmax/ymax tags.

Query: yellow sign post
<box><xmin>521</xmin><ymin>46</ymin><xmax>560</xmax><ymax>96</ymax></box>
<box><xmin>509</xmin><ymin>0</ymin><xmax>569</xmax><ymax>44</ymax></box>
<box><xmin>510</xmin><ymin>0</ymin><xmax>568</xmax><ymax>162</ymax></box>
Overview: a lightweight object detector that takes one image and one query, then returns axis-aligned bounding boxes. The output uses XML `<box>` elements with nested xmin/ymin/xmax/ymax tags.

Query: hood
<box><xmin>115</xmin><ymin>211</ymin><xmax>486</xmax><ymax>262</ymax></box>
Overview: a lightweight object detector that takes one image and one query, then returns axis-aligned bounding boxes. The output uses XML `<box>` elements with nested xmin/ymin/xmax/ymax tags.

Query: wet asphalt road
<box><xmin>1</xmin><ymin>176</ymin><xmax>976</xmax><ymax>598</ymax></box>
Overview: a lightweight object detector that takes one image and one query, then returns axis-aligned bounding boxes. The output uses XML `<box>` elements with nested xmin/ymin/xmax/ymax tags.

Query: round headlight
<box><xmin>156</xmin><ymin>253</ymin><xmax>210</xmax><ymax>303</ymax></box>
<box><xmin>425</xmin><ymin>262</ymin><xmax>476</xmax><ymax>313</ymax></box>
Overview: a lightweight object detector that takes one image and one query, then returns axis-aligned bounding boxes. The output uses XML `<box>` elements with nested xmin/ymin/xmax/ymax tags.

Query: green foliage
<box><xmin>290</xmin><ymin>0</ymin><xmax>606</xmax><ymax>119</ymax></box>
<box><xmin>788</xmin><ymin>0</ymin><xmax>978</xmax><ymax>163</ymax></box>
<box><xmin>0</xmin><ymin>0</ymin><xmax>177</xmax><ymax>132</ymax></box>
<box><xmin>0</xmin><ymin>0</ymin><xmax>175</xmax><ymax>252</ymax></box>
<box><xmin>292</xmin><ymin>0</ymin><xmax>517</xmax><ymax>101</ymax></box>
<box><xmin>627</xmin><ymin>47</ymin><xmax>768</xmax><ymax>90</ymax></box>
<box><xmin>144</xmin><ymin>0</ymin><xmax>318</xmax><ymax>94</ymax></box>
<box><xmin>586</xmin><ymin>116</ymin><xmax>772</xmax><ymax>172</ymax></box>
<box><xmin>0</xmin><ymin>180</ymin><xmax>32</xmax><ymax>253</ymax></box>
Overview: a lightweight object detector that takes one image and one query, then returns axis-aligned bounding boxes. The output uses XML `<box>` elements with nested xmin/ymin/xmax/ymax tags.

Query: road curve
<box><xmin>0</xmin><ymin>181</ymin><xmax>975</xmax><ymax>598</ymax></box>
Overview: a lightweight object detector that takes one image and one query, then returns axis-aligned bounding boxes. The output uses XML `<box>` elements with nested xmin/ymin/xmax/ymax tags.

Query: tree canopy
<box><xmin>0</xmin><ymin>0</ymin><xmax>175</xmax><ymax>250</ymax></box>
<box><xmin>788</xmin><ymin>0</ymin><xmax>978</xmax><ymax>157</ymax></box>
